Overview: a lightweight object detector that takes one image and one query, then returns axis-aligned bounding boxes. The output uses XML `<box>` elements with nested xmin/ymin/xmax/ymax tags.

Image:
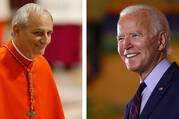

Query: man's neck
<box><xmin>139</xmin><ymin>56</ymin><xmax>166</xmax><ymax>80</ymax></box>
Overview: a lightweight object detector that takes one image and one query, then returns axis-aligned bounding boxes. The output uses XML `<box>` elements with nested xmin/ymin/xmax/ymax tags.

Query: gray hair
<box><xmin>12</xmin><ymin>3</ymin><xmax>53</xmax><ymax>28</ymax></box>
<box><xmin>119</xmin><ymin>4</ymin><xmax>172</xmax><ymax>54</ymax></box>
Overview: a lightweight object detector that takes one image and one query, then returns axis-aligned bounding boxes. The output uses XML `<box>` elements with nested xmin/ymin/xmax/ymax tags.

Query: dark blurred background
<box><xmin>87</xmin><ymin>0</ymin><xmax>179</xmax><ymax>119</ymax></box>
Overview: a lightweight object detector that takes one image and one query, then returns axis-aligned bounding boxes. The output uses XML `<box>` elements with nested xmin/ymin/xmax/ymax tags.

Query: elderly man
<box><xmin>117</xmin><ymin>5</ymin><xmax>179</xmax><ymax>119</ymax></box>
<box><xmin>0</xmin><ymin>3</ymin><xmax>64</xmax><ymax>119</ymax></box>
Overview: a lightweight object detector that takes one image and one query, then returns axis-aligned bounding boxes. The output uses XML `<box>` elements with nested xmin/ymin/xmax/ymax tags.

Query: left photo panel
<box><xmin>0</xmin><ymin>0</ymin><xmax>82</xmax><ymax>119</ymax></box>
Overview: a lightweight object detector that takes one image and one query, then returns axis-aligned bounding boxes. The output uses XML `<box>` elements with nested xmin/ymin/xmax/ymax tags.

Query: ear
<box><xmin>12</xmin><ymin>24</ymin><xmax>21</xmax><ymax>36</ymax></box>
<box><xmin>158</xmin><ymin>31</ymin><xmax>168</xmax><ymax>51</ymax></box>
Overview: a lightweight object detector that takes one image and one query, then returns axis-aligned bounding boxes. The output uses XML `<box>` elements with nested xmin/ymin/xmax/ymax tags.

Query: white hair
<box><xmin>12</xmin><ymin>3</ymin><xmax>53</xmax><ymax>28</ymax></box>
<box><xmin>119</xmin><ymin>4</ymin><xmax>172</xmax><ymax>54</ymax></box>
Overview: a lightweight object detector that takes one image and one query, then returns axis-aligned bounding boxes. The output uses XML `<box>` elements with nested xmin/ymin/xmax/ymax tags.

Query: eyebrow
<box><xmin>117</xmin><ymin>34</ymin><xmax>125</xmax><ymax>38</ymax></box>
<box><xmin>118</xmin><ymin>32</ymin><xmax>143</xmax><ymax>36</ymax></box>
<box><xmin>129</xmin><ymin>32</ymin><xmax>143</xmax><ymax>35</ymax></box>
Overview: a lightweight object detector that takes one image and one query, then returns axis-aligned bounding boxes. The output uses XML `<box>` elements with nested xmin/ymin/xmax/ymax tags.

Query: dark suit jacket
<box><xmin>124</xmin><ymin>62</ymin><xmax>179</xmax><ymax>119</ymax></box>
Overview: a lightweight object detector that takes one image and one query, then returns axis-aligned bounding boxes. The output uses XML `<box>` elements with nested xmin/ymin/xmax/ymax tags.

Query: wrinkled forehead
<box><xmin>117</xmin><ymin>10</ymin><xmax>153</xmax><ymax>34</ymax></box>
<box><xmin>119</xmin><ymin>10</ymin><xmax>151</xmax><ymax>25</ymax></box>
<box><xmin>27</xmin><ymin>12</ymin><xmax>53</xmax><ymax>25</ymax></box>
<box><xmin>28</xmin><ymin>11</ymin><xmax>52</xmax><ymax>21</ymax></box>
<box><xmin>24</xmin><ymin>11</ymin><xmax>53</xmax><ymax>31</ymax></box>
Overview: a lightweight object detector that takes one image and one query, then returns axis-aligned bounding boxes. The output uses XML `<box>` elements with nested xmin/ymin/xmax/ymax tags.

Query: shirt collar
<box><xmin>143</xmin><ymin>58</ymin><xmax>171</xmax><ymax>92</ymax></box>
<box><xmin>7</xmin><ymin>40</ymin><xmax>33</xmax><ymax>67</ymax></box>
<box><xmin>12</xmin><ymin>40</ymin><xmax>34</xmax><ymax>61</ymax></box>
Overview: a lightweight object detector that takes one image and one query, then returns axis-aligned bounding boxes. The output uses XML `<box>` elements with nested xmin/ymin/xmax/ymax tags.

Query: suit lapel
<box><xmin>139</xmin><ymin>63</ymin><xmax>178</xmax><ymax>119</ymax></box>
<box><xmin>124</xmin><ymin>102</ymin><xmax>132</xmax><ymax>119</ymax></box>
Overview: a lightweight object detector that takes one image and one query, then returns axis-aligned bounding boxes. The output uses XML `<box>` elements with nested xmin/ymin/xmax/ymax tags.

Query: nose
<box><xmin>122</xmin><ymin>37</ymin><xmax>132</xmax><ymax>50</ymax></box>
<box><xmin>41</xmin><ymin>34</ymin><xmax>51</xmax><ymax>44</ymax></box>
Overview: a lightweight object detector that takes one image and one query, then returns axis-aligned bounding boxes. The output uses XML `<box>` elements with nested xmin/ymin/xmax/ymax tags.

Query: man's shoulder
<box><xmin>166</xmin><ymin>62</ymin><xmax>179</xmax><ymax>84</ymax></box>
<box><xmin>172</xmin><ymin>62</ymin><xmax>179</xmax><ymax>75</ymax></box>
<box><xmin>34</xmin><ymin>56</ymin><xmax>54</xmax><ymax>78</ymax></box>
<box><xmin>36</xmin><ymin>55</ymin><xmax>48</xmax><ymax>63</ymax></box>
<box><xmin>35</xmin><ymin>55</ymin><xmax>52</xmax><ymax>69</ymax></box>
<box><xmin>36</xmin><ymin>55</ymin><xmax>49</xmax><ymax>64</ymax></box>
<box><xmin>170</xmin><ymin>62</ymin><xmax>179</xmax><ymax>72</ymax></box>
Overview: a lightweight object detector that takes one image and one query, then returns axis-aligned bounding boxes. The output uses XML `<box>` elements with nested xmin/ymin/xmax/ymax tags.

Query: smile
<box><xmin>125</xmin><ymin>53</ymin><xmax>138</xmax><ymax>58</ymax></box>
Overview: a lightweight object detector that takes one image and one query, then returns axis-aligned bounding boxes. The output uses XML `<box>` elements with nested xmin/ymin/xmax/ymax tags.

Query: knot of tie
<box><xmin>129</xmin><ymin>82</ymin><xmax>146</xmax><ymax>119</ymax></box>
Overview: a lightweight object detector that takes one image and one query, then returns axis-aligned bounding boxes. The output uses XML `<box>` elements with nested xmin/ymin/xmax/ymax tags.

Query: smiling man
<box><xmin>0</xmin><ymin>3</ymin><xmax>64</xmax><ymax>119</ymax></box>
<box><xmin>117</xmin><ymin>5</ymin><xmax>179</xmax><ymax>119</ymax></box>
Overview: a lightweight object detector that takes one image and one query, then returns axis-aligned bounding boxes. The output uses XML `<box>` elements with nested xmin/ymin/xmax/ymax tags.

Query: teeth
<box><xmin>126</xmin><ymin>54</ymin><xmax>137</xmax><ymax>58</ymax></box>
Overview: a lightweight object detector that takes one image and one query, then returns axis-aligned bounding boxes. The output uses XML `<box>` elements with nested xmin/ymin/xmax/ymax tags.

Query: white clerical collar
<box><xmin>12</xmin><ymin>40</ymin><xmax>34</xmax><ymax>61</ymax></box>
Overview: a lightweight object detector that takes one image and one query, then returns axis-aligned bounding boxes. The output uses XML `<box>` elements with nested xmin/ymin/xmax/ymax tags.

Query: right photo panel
<box><xmin>87</xmin><ymin>0</ymin><xmax>179</xmax><ymax>119</ymax></box>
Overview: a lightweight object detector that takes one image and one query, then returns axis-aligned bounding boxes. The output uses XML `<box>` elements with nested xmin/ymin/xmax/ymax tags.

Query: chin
<box><xmin>126</xmin><ymin>64</ymin><xmax>139</xmax><ymax>72</ymax></box>
<box><xmin>39</xmin><ymin>48</ymin><xmax>46</xmax><ymax>55</ymax></box>
<box><xmin>40</xmin><ymin>51</ymin><xmax>45</xmax><ymax>55</ymax></box>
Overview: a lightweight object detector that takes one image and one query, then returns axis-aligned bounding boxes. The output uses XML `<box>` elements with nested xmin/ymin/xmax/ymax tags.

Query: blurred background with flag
<box><xmin>87</xmin><ymin>0</ymin><xmax>179</xmax><ymax>119</ymax></box>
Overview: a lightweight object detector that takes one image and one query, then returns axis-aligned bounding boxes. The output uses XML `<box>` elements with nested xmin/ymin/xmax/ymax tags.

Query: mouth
<box><xmin>124</xmin><ymin>53</ymin><xmax>138</xmax><ymax>59</ymax></box>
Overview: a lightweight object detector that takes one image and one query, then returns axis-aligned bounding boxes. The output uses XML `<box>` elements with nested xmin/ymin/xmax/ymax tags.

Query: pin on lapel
<box><xmin>158</xmin><ymin>87</ymin><xmax>164</xmax><ymax>91</ymax></box>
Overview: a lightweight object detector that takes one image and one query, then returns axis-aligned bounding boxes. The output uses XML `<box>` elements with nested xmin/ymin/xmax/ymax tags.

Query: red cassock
<box><xmin>0</xmin><ymin>41</ymin><xmax>65</xmax><ymax>119</ymax></box>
